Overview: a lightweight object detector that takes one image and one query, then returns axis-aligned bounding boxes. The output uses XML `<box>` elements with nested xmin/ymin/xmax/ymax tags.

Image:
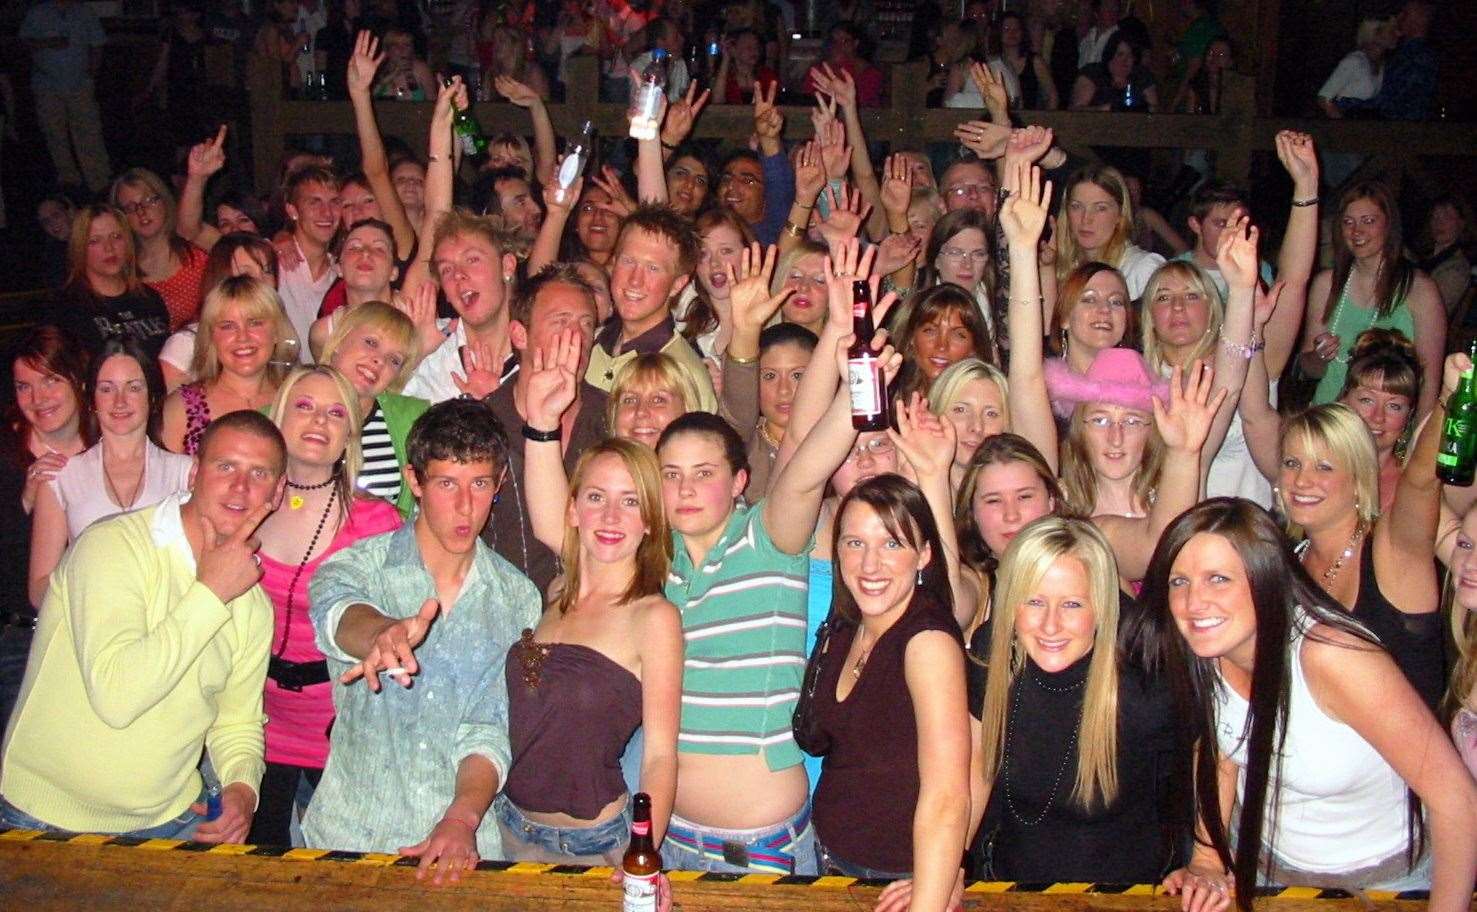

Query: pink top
<box><xmin>1454</xmin><ymin>708</ymin><xmax>1477</xmax><ymax>781</ymax></box>
<box><xmin>261</xmin><ymin>496</ymin><xmax>403</xmax><ymax>767</ymax></box>
<box><xmin>146</xmin><ymin>244</ymin><xmax>209</xmax><ymax>331</ymax></box>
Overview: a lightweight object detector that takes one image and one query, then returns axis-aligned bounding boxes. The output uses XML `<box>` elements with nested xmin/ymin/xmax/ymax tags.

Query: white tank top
<box><xmin>1214</xmin><ymin>624</ymin><xmax>1411</xmax><ymax>873</ymax></box>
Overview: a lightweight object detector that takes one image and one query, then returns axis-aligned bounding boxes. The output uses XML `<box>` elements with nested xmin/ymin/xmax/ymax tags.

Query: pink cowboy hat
<box><xmin>1051</xmin><ymin>348</ymin><xmax>1169</xmax><ymax>412</ymax></box>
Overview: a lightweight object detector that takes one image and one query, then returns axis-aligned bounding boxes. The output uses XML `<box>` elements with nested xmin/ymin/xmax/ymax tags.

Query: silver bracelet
<box><xmin>1219</xmin><ymin>335</ymin><xmax>1264</xmax><ymax>360</ymax></box>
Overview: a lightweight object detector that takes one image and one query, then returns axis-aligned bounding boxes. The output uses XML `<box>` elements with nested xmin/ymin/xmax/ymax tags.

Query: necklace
<box><xmin>287</xmin><ymin>474</ymin><xmax>336</xmax><ymax>510</ymax></box>
<box><xmin>1000</xmin><ymin>666</ymin><xmax>1085</xmax><ymax>826</ymax></box>
<box><xmin>757</xmin><ymin>420</ymin><xmax>782</xmax><ymax>451</ymax></box>
<box><xmin>102</xmin><ymin>448</ymin><xmax>146</xmax><ymax>511</ymax></box>
<box><xmin>274</xmin><ymin>480</ymin><xmax>339</xmax><ymax>657</ymax></box>
<box><xmin>1308</xmin><ymin>520</ymin><xmax>1367</xmax><ymax>589</ymax></box>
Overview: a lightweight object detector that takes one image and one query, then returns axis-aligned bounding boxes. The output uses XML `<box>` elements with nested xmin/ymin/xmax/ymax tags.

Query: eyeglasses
<box><xmin>1084</xmin><ymin>414</ymin><xmax>1151</xmax><ymax>432</ymax></box>
<box><xmin>939</xmin><ymin>246</ymin><xmax>989</xmax><ymax>263</ymax></box>
<box><xmin>945</xmin><ymin>182</ymin><xmax>994</xmax><ymax>201</ymax></box>
<box><xmin>845</xmin><ymin>437</ymin><xmax>896</xmax><ymax>461</ymax></box>
<box><xmin>120</xmin><ymin>195</ymin><xmax>164</xmax><ymax>216</ymax></box>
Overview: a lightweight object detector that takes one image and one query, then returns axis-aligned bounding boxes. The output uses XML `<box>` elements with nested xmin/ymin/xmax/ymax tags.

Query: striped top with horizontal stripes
<box><xmin>666</xmin><ymin>500</ymin><xmax>808</xmax><ymax>772</ymax></box>
<box><xmin>355</xmin><ymin>401</ymin><xmax>402</xmax><ymax>504</ymax></box>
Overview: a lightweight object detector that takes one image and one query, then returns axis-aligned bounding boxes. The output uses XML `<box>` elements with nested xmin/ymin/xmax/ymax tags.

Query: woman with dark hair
<box><xmin>807</xmin><ymin>474</ymin><xmax>969</xmax><ymax>895</ymax></box>
<box><xmin>248</xmin><ymin>364</ymin><xmax>402</xmax><ymax>847</ymax></box>
<box><xmin>892</xmin><ymin>283</ymin><xmax>997</xmax><ymax>402</ymax></box>
<box><xmin>992</xmin><ymin>11</ymin><xmax>1058</xmax><ymax>109</ymax></box>
<box><xmin>1145</xmin><ymin>498</ymin><xmax>1477</xmax><ymax>909</ymax></box>
<box><xmin>1301</xmin><ymin>181</ymin><xmax>1444</xmax><ymax>415</ymax></box>
<box><xmin>500</xmin><ymin>437</ymin><xmax>681</xmax><ymax>862</ymax></box>
<box><xmin>1070</xmin><ymin>31</ymin><xmax>1157</xmax><ymax>113</ymax></box>
<box><xmin>0</xmin><ymin>327</ymin><xmax>93</xmax><ymax>729</ymax></box>
<box><xmin>110</xmin><ymin>167</ymin><xmax>210</xmax><ymax>331</ymax></box>
<box><xmin>28</xmin><ymin>338</ymin><xmax>192</xmax><ymax>608</ymax></box>
<box><xmin>54</xmin><ymin>204</ymin><xmax>172</xmax><ymax>361</ymax></box>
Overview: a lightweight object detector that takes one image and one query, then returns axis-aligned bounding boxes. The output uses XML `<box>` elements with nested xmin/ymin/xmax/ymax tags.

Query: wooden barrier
<box><xmin>3</xmin><ymin>828</ymin><xmax>1470</xmax><ymax>911</ymax></box>
<box><xmin>246</xmin><ymin>55</ymin><xmax>1477</xmax><ymax>196</ymax></box>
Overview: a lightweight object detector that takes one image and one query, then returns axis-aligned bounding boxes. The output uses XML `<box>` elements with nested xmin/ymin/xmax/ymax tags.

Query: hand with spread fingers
<box><xmin>346</xmin><ymin>30</ymin><xmax>384</xmax><ymax>98</ymax></box>
<box><xmin>524</xmin><ymin>329</ymin><xmax>582</xmax><ymax>434</ymax></box>
<box><xmin>450</xmin><ymin>338</ymin><xmax>502</xmax><ymax>400</ymax></box>
<box><xmin>816</xmin><ymin>183</ymin><xmax>871</xmax><ymax>246</ymax></box>
<box><xmin>340</xmin><ymin>597</ymin><xmax>444</xmax><ymax>692</ymax></box>
<box><xmin>727</xmin><ymin>242</ymin><xmax>794</xmax><ymax>335</ymax></box>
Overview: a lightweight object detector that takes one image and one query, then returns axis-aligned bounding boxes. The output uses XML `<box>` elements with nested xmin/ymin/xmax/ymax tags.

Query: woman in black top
<box><xmin>52</xmin><ymin>204</ymin><xmax>171</xmax><ymax>361</ymax></box>
<box><xmin>972</xmin><ymin>516</ymin><xmax>1187</xmax><ymax>883</ymax></box>
<box><xmin>995</xmin><ymin>12</ymin><xmax>1058</xmax><ymax>110</ymax></box>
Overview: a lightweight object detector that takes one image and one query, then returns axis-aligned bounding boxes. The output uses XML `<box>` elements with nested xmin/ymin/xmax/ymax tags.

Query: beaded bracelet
<box><xmin>1219</xmin><ymin>335</ymin><xmax>1265</xmax><ymax>359</ymax></box>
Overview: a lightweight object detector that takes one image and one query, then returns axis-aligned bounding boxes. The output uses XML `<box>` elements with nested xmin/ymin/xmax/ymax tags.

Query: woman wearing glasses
<box><xmin>109</xmin><ymin>168</ymin><xmax>210</xmax><ymax>331</ymax></box>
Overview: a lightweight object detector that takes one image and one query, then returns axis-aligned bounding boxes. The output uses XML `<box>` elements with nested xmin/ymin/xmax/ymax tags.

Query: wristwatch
<box><xmin>521</xmin><ymin>424</ymin><xmax>561</xmax><ymax>442</ymax></box>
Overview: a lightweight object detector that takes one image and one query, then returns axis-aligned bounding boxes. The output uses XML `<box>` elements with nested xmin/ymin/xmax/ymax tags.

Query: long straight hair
<box><xmin>829</xmin><ymin>473</ymin><xmax>954</xmax><ymax>624</ymax></box>
<box><xmin>1060</xmin><ymin>402</ymin><xmax>1164</xmax><ymax>518</ymax></box>
<box><xmin>554</xmin><ymin>438</ymin><xmax>672</xmax><ymax>615</ymax></box>
<box><xmin>981</xmin><ymin>516</ymin><xmax>1122</xmax><ymax>809</ymax></box>
<box><xmin>1325</xmin><ymin>181</ymin><xmax>1414</xmax><ymax>320</ymax></box>
<box><xmin>1137</xmin><ymin>499</ymin><xmax>1397</xmax><ymax>911</ymax></box>
<box><xmin>1056</xmin><ymin>166</ymin><xmax>1134</xmax><ymax>286</ymax></box>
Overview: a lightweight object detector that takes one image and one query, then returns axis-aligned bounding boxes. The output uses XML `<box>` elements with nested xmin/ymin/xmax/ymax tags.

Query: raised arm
<box><xmin>494</xmin><ymin>75</ymin><xmax>557</xmax><ymax>186</ymax></box>
<box><xmin>1096</xmin><ymin>362</ymin><xmax>1227</xmax><ymax>580</ymax></box>
<box><xmin>811</xmin><ymin>65</ymin><xmax>886</xmax><ymax>240</ymax></box>
<box><xmin>764</xmin><ymin>333</ymin><xmax>902</xmax><ymax>556</ymax></box>
<box><xmin>521</xmin><ymin>330</ymin><xmax>583</xmax><ymax>554</ymax></box>
<box><xmin>658</xmin><ymin>81</ymin><xmax>710</xmax><ymax>163</ymax></box>
<box><xmin>178</xmin><ymin>126</ymin><xmax>227</xmax><ymax>251</ymax></box>
<box><xmin>634</xmin><ymin>97</ymin><xmax>669</xmax><ymax>205</ymax></box>
<box><xmin>347</xmin><ymin>31</ymin><xmax>416</xmax><ymax>259</ymax></box>
<box><xmin>1267</xmin><ymin>131</ymin><xmax>1319</xmax><ymax>377</ymax></box>
<box><xmin>527</xmin><ymin>172</ymin><xmax>580</xmax><ymax>275</ymax></box>
<box><xmin>1409</xmin><ymin>275</ymin><xmax>1447</xmax><ymax>420</ymax></box>
<box><xmin>1236</xmin><ymin>319</ymin><xmax>1286</xmax><ymax>483</ymax></box>
<box><xmin>1378</xmin><ymin>355</ymin><xmax>1456</xmax><ymax>570</ymax></box>
<box><xmin>401</xmin><ymin>78</ymin><xmax>465</xmax><ymax>303</ymax></box>
<box><xmin>780</xmin><ymin>140</ymin><xmax>826</xmax><ymax>258</ymax></box>
<box><xmin>1200</xmin><ymin>213</ymin><xmax>1260</xmax><ymax>479</ymax></box>
<box><xmin>1000</xmin><ymin>160</ymin><xmax>1059</xmax><ymax>469</ymax></box>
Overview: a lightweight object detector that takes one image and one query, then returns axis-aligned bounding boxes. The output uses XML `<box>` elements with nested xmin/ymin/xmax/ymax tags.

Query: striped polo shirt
<box><xmin>666</xmin><ymin>501</ymin><xmax>808</xmax><ymax>772</ymax></box>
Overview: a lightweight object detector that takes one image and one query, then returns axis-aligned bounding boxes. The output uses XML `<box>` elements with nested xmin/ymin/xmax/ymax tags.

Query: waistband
<box><xmin>664</xmin><ymin>805</ymin><xmax>811</xmax><ymax>874</ymax></box>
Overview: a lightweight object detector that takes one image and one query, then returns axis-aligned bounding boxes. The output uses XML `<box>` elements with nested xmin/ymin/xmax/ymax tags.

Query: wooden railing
<box><xmin>246</xmin><ymin>55</ymin><xmax>1477</xmax><ymax>195</ymax></box>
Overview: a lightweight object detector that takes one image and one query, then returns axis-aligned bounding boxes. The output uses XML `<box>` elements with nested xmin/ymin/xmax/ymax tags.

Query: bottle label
<box><xmin>622</xmin><ymin>872</ymin><xmax>658</xmax><ymax>912</ymax></box>
<box><xmin>848</xmin><ymin>356</ymin><xmax>882</xmax><ymax>416</ymax></box>
<box><xmin>631</xmin><ymin>820</ymin><xmax>650</xmax><ymax>837</ymax></box>
<box><xmin>1440</xmin><ymin>417</ymin><xmax>1472</xmax><ymax>467</ymax></box>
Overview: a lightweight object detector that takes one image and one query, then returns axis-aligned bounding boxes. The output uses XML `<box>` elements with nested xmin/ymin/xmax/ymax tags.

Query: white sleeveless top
<box><xmin>1214</xmin><ymin>623</ymin><xmax>1410</xmax><ymax>873</ymax></box>
<box><xmin>1204</xmin><ymin>379</ymin><xmax>1276</xmax><ymax>508</ymax></box>
<box><xmin>50</xmin><ymin>440</ymin><xmax>194</xmax><ymax>539</ymax></box>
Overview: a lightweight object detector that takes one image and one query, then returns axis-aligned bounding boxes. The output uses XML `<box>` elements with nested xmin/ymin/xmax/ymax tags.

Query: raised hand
<box><xmin>660</xmin><ymin>81</ymin><xmax>710</xmax><ymax>148</ymax></box>
<box><xmin>810</xmin><ymin>62</ymin><xmax>858</xmax><ymax>111</ymax></box>
<box><xmin>1274</xmin><ymin>129</ymin><xmax>1319</xmax><ymax>196</ymax></box>
<box><xmin>753</xmin><ymin>81</ymin><xmax>783</xmax><ymax>144</ymax></box>
<box><xmin>793</xmin><ymin>140</ymin><xmax>827</xmax><ymax>205</ymax></box>
<box><xmin>879</xmin><ymin>153</ymin><xmax>912</xmax><ymax>218</ymax></box>
<box><xmin>816</xmin><ymin>116</ymin><xmax>850</xmax><ymax>181</ymax></box>
<box><xmin>545</xmin><ymin>159</ymin><xmax>583</xmax><ymax>210</ymax></box>
<box><xmin>524</xmin><ymin>328</ymin><xmax>581</xmax><ymax>432</ymax></box>
<box><xmin>1444</xmin><ymin>350</ymin><xmax>1473</xmax><ymax>399</ymax></box>
<box><xmin>591</xmin><ymin>166</ymin><xmax>637</xmax><ymax>218</ymax></box>
<box><xmin>952</xmin><ymin>119</ymin><xmax>1010</xmax><ymax>160</ymax></box>
<box><xmin>432</xmin><ymin>76</ymin><xmax>469</xmax><ymax>133</ymax></box>
<box><xmin>1252</xmin><ymin>279</ymin><xmax>1285</xmax><ymax>331</ymax></box>
<box><xmin>1213</xmin><ymin>213</ymin><xmax>1260</xmax><ymax>292</ymax></box>
<box><xmin>346</xmin><ymin>30</ymin><xmax>384</xmax><ymax>97</ymax></box>
<box><xmin>833</xmin><ymin>330</ymin><xmax>901</xmax><ymax>384</ymax></box>
<box><xmin>450</xmin><ymin>338</ymin><xmax>502</xmax><ymax>400</ymax></box>
<box><xmin>888</xmin><ymin>392</ymin><xmax>957</xmax><ymax>482</ymax></box>
<box><xmin>187</xmin><ymin>125</ymin><xmax>228</xmax><ymax>179</ymax></box>
<box><xmin>824</xmin><ymin>237</ymin><xmax>880</xmax><ymax>329</ymax></box>
<box><xmin>1153</xmin><ymin>361</ymin><xmax>1227</xmax><ymax>455</ymax></box>
<box><xmin>1004</xmin><ymin>124</ymin><xmax>1054</xmax><ymax>167</ymax></box>
<box><xmin>816</xmin><ymin>183</ymin><xmax>871</xmax><ymax>246</ymax></box>
<box><xmin>196</xmin><ymin>503</ymin><xmax>272</xmax><ymax>604</ymax></box>
<box><xmin>999</xmin><ymin>161</ymin><xmax>1053</xmax><ymax>250</ymax></box>
<box><xmin>726</xmin><ymin>242</ymin><xmax>792</xmax><ymax>334</ymax></box>
<box><xmin>393</xmin><ymin>280</ymin><xmax>443</xmax><ymax>360</ymax></box>
<box><xmin>400</xmin><ymin>813</ymin><xmax>479</xmax><ymax>885</ymax></box>
<box><xmin>341</xmin><ymin>597</ymin><xmax>443</xmax><ymax>692</ymax></box>
<box><xmin>875</xmin><ymin>231</ymin><xmax>923</xmax><ymax>277</ymax></box>
<box><xmin>493</xmin><ymin>74</ymin><xmax>540</xmax><ymax>107</ymax></box>
<box><xmin>969</xmin><ymin>60</ymin><xmax>1009</xmax><ymax>114</ymax></box>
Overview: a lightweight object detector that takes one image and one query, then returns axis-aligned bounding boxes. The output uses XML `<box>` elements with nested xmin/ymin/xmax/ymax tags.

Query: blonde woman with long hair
<box><xmin>1444</xmin><ymin>501</ymin><xmax>1477</xmax><ymax>779</ymax></box>
<box><xmin>497</xmin><ymin>437</ymin><xmax>682</xmax><ymax>863</ymax></box>
<box><xmin>1054</xmin><ymin>165</ymin><xmax>1164</xmax><ymax>300</ymax></box>
<box><xmin>970</xmin><ymin>516</ymin><xmax>1188</xmax><ymax>882</ymax></box>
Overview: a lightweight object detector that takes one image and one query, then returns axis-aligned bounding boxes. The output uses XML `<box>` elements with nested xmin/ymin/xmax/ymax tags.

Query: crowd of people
<box><xmin>2</xmin><ymin>2</ymin><xmax>1477</xmax><ymax>911</ymax></box>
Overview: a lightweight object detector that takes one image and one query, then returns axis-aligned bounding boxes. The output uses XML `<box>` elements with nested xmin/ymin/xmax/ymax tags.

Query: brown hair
<box><xmin>616</xmin><ymin>204</ymin><xmax>702</xmax><ymax>276</ymax></box>
<box><xmin>1326</xmin><ymin>181</ymin><xmax>1413</xmax><ymax>320</ymax></box>
<box><xmin>65</xmin><ymin>204</ymin><xmax>144</xmax><ymax>295</ymax></box>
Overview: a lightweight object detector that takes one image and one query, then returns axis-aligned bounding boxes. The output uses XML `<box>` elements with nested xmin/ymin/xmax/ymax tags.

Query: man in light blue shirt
<box><xmin>19</xmin><ymin>0</ymin><xmax>111</xmax><ymax>191</ymax></box>
<box><xmin>304</xmin><ymin>399</ymin><xmax>540</xmax><ymax>882</ymax></box>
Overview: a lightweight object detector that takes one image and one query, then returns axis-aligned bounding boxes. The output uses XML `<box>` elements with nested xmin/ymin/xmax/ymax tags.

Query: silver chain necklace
<box><xmin>1000</xmin><ymin>665</ymin><xmax>1085</xmax><ymax>826</ymax></box>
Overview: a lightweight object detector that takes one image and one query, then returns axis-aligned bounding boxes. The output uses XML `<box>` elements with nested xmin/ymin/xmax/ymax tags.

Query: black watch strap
<box><xmin>521</xmin><ymin>424</ymin><xmax>561</xmax><ymax>442</ymax></box>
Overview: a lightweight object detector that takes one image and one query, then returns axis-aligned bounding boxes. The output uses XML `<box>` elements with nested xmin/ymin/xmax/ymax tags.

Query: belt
<box><xmin>267</xmin><ymin>655</ymin><xmax>330</xmax><ymax>691</ymax></box>
<box><xmin>664</xmin><ymin>806</ymin><xmax>811</xmax><ymax>874</ymax></box>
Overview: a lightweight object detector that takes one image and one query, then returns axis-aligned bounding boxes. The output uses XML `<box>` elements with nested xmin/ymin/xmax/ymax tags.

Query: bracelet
<box><xmin>783</xmin><ymin>221</ymin><xmax>806</xmax><ymax>238</ymax></box>
<box><xmin>727</xmin><ymin>352</ymin><xmax>758</xmax><ymax>365</ymax></box>
<box><xmin>1290</xmin><ymin>196</ymin><xmax>1319</xmax><ymax>207</ymax></box>
<box><xmin>1219</xmin><ymin>336</ymin><xmax>1261</xmax><ymax>360</ymax></box>
<box><xmin>521</xmin><ymin>424</ymin><xmax>561</xmax><ymax>442</ymax></box>
<box><xmin>1008</xmin><ymin>297</ymin><xmax>1044</xmax><ymax>309</ymax></box>
<box><xmin>661</xmin><ymin>139</ymin><xmax>677</xmax><ymax>151</ymax></box>
<box><xmin>794</xmin><ymin>200</ymin><xmax>814</xmax><ymax>212</ymax></box>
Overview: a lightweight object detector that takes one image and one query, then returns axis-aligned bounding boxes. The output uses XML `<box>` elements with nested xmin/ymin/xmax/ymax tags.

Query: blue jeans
<box><xmin>493</xmin><ymin>794</ymin><xmax>632</xmax><ymax>865</ymax></box>
<box><xmin>0</xmin><ymin>622</ymin><xmax>33</xmax><ymax>736</ymax></box>
<box><xmin>816</xmin><ymin>838</ymin><xmax>910</xmax><ymax>880</ymax></box>
<box><xmin>0</xmin><ymin>791</ymin><xmax>206</xmax><ymax>840</ymax></box>
<box><xmin>660</xmin><ymin>804</ymin><xmax>818</xmax><ymax>875</ymax></box>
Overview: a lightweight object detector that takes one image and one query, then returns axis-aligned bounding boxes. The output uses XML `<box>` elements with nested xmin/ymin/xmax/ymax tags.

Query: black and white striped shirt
<box><xmin>356</xmin><ymin>401</ymin><xmax>402</xmax><ymax>503</ymax></box>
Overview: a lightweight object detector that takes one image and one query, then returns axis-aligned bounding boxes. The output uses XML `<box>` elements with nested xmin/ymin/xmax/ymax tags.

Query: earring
<box><xmin>916</xmin><ymin>568</ymin><xmax>924</xmax><ymax>586</ymax></box>
<box><xmin>1060</xmin><ymin>328</ymin><xmax>1069</xmax><ymax>353</ymax></box>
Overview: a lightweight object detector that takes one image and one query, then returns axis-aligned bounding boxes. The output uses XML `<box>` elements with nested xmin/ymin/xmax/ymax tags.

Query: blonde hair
<box><xmin>65</xmin><ymin>204</ymin><xmax>143</xmax><ymax>294</ymax></box>
<box><xmin>981</xmin><ymin>516</ymin><xmax>1122</xmax><ymax>808</ymax></box>
<box><xmin>191</xmin><ymin>275</ymin><xmax>300</xmax><ymax>386</ymax></box>
<box><xmin>109</xmin><ymin>168</ymin><xmax>182</xmax><ymax>241</ymax></box>
<box><xmin>928</xmin><ymin>358</ymin><xmax>1010</xmax><ymax>430</ymax></box>
<box><xmin>607</xmin><ymin>353</ymin><xmax>703</xmax><ymax>430</ymax></box>
<box><xmin>1139</xmin><ymin>260</ymin><xmax>1225</xmax><ymax>374</ymax></box>
<box><xmin>319</xmin><ymin>300</ymin><xmax>422</xmax><ymax>394</ymax></box>
<box><xmin>1056</xmin><ymin>166</ymin><xmax>1135</xmax><ymax>285</ymax></box>
<box><xmin>269</xmin><ymin>364</ymin><xmax>364</xmax><ymax>518</ymax></box>
<box><xmin>1445</xmin><ymin>574</ymin><xmax>1477</xmax><ymax>723</ymax></box>
<box><xmin>1277</xmin><ymin>403</ymin><xmax>1381</xmax><ymax>536</ymax></box>
<box><xmin>1060</xmin><ymin>401</ymin><xmax>1164</xmax><ymax>517</ymax></box>
<box><xmin>770</xmin><ymin>241</ymin><xmax>829</xmax><ymax>315</ymax></box>
<box><xmin>553</xmin><ymin>439</ymin><xmax>673</xmax><ymax>616</ymax></box>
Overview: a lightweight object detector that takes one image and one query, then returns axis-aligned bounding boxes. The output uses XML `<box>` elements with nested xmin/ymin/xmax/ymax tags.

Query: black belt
<box><xmin>267</xmin><ymin>655</ymin><xmax>330</xmax><ymax>691</ymax></box>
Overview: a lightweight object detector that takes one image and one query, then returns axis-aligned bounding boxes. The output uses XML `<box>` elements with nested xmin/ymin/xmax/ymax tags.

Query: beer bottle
<box><xmin>621</xmin><ymin>793</ymin><xmax>660</xmax><ymax>912</ymax></box>
<box><xmin>1437</xmin><ymin>341</ymin><xmax>1477</xmax><ymax>486</ymax></box>
<box><xmin>847</xmin><ymin>280</ymin><xmax>889</xmax><ymax>431</ymax></box>
<box><xmin>446</xmin><ymin>80</ymin><xmax>488</xmax><ymax>158</ymax></box>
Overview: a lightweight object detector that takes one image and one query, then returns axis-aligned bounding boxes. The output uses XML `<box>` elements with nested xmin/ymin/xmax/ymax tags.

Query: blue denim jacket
<box><xmin>303</xmin><ymin>523</ymin><xmax>541</xmax><ymax>858</ymax></box>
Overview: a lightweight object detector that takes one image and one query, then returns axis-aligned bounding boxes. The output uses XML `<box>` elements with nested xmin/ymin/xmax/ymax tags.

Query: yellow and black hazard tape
<box><xmin>0</xmin><ymin>827</ymin><xmax>1445</xmax><ymax>902</ymax></box>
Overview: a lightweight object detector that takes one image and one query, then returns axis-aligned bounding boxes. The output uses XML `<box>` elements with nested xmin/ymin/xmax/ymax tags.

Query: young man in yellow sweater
<box><xmin>0</xmin><ymin>410</ymin><xmax>285</xmax><ymax>842</ymax></box>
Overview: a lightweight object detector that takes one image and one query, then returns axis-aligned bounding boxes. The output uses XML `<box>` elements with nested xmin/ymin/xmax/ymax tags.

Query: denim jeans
<box><xmin>816</xmin><ymin>838</ymin><xmax>910</xmax><ymax>880</ymax></box>
<box><xmin>660</xmin><ymin>804</ymin><xmax>818</xmax><ymax>875</ymax></box>
<box><xmin>493</xmin><ymin>794</ymin><xmax>632</xmax><ymax>865</ymax></box>
<box><xmin>0</xmin><ymin>791</ymin><xmax>206</xmax><ymax>840</ymax></box>
<box><xmin>0</xmin><ymin>622</ymin><xmax>33</xmax><ymax>737</ymax></box>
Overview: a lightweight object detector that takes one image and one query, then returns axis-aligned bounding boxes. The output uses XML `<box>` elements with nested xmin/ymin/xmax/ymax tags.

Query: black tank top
<box><xmin>1351</xmin><ymin>536</ymin><xmax>1445</xmax><ymax>711</ymax></box>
